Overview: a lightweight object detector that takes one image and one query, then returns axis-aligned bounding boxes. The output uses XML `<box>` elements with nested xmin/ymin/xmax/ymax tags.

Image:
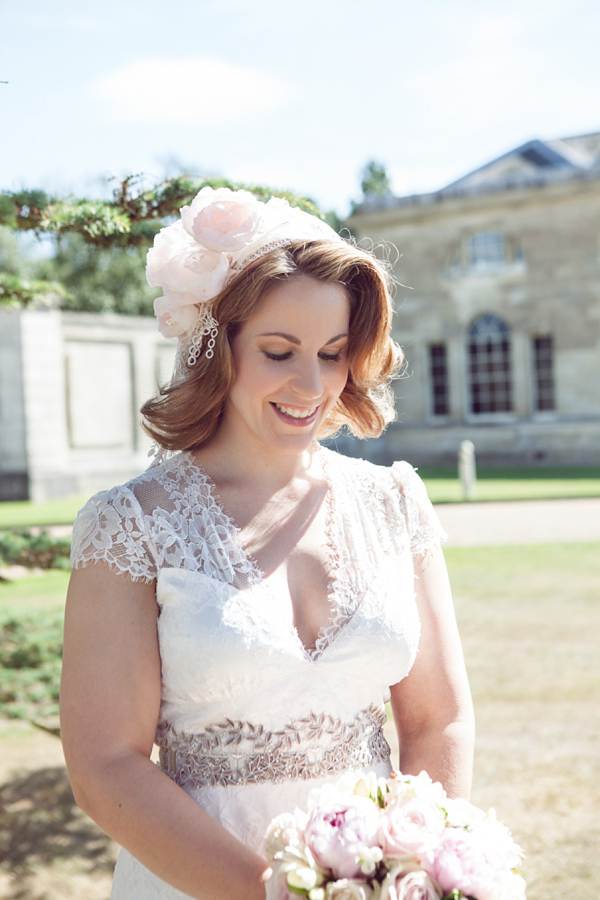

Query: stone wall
<box><xmin>347</xmin><ymin>176</ymin><xmax>600</xmax><ymax>467</ymax></box>
<box><xmin>0</xmin><ymin>309</ymin><xmax>175</xmax><ymax>501</ymax></box>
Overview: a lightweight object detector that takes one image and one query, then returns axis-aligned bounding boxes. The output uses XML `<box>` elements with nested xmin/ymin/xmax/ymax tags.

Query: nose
<box><xmin>290</xmin><ymin>357</ymin><xmax>324</xmax><ymax>400</ymax></box>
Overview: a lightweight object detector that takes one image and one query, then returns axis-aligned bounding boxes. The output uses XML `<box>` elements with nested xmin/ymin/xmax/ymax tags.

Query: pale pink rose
<box><xmin>326</xmin><ymin>877</ymin><xmax>380</xmax><ymax>900</ymax></box>
<box><xmin>378</xmin><ymin>794</ymin><xmax>446</xmax><ymax>861</ymax></box>
<box><xmin>380</xmin><ymin>866</ymin><xmax>442</xmax><ymax>900</ymax></box>
<box><xmin>423</xmin><ymin>828</ymin><xmax>504</xmax><ymax>900</ymax></box>
<box><xmin>303</xmin><ymin>795</ymin><xmax>381</xmax><ymax>879</ymax></box>
<box><xmin>180</xmin><ymin>187</ymin><xmax>264</xmax><ymax>251</ymax></box>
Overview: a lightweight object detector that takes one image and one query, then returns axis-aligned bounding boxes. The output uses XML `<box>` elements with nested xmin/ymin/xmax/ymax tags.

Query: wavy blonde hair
<box><xmin>142</xmin><ymin>239</ymin><xmax>403</xmax><ymax>451</ymax></box>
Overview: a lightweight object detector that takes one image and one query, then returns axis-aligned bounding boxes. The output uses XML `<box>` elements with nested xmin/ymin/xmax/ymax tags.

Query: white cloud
<box><xmin>92</xmin><ymin>58</ymin><xmax>289</xmax><ymax>124</ymax></box>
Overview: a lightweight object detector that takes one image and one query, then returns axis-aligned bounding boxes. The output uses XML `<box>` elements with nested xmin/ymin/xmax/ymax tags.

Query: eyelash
<box><xmin>264</xmin><ymin>351</ymin><xmax>342</xmax><ymax>363</ymax></box>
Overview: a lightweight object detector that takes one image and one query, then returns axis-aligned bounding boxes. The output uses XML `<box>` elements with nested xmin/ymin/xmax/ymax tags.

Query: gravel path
<box><xmin>43</xmin><ymin>497</ymin><xmax>600</xmax><ymax>547</ymax></box>
<box><xmin>435</xmin><ymin>497</ymin><xmax>600</xmax><ymax>546</ymax></box>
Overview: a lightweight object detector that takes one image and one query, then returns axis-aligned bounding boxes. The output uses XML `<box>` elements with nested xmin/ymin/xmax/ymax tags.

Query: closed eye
<box><xmin>264</xmin><ymin>351</ymin><xmax>293</xmax><ymax>361</ymax></box>
<box><xmin>263</xmin><ymin>349</ymin><xmax>345</xmax><ymax>362</ymax></box>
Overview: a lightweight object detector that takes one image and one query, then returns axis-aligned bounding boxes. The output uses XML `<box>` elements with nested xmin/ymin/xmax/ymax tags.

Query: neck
<box><xmin>194</xmin><ymin>429</ymin><xmax>319</xmax><ymax>491</ymax></box>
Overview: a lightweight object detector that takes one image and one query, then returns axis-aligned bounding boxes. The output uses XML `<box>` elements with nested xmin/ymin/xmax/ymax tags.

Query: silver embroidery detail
<box><xmin>156</xmin><ymin>704</ymin><xmax>390</xmax><ymax>789</ymax></box>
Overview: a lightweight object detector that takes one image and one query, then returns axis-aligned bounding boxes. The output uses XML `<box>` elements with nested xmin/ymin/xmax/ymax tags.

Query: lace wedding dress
<box><xmin>70</xmin><ymin>445</ymin><xmax>445</xmax><ymax>899</ymax></box>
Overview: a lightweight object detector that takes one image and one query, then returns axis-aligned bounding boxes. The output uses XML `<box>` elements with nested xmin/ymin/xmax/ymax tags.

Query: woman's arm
<box><xmin>389</xmin><ymin>545</ymin><xmax>475</xmax><ymax>799</ymax></box>
<box><xmin>60</xmin><ymin>563</ymin><xmax>270</xmax><ymax>900</ymax></box>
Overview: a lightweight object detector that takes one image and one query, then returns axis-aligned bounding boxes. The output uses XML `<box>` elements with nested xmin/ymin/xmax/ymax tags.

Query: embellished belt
<box><xmin>156</xmin><ymin>704</ymin><xmax>390</xmax><ymax>789</ymax></box>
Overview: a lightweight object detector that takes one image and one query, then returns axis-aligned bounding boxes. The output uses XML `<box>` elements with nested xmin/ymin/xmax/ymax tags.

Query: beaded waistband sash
<box><xmin>156</xmin><ymin>704</ymin><xmax>390</xmax><ymax>789</ymax></box>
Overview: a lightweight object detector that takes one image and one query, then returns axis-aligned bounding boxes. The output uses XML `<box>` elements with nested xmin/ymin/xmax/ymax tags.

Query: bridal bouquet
<box><xmin>264</xmin><ymin>771</ymin><xmax>525</xmax><ymax>900</ymax></box>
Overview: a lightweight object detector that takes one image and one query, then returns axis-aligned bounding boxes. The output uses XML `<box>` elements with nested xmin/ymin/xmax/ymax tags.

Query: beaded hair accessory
<box><xmin>146</xmin><ymin>187</ymin><xmax>343</xmax><ymax>375</ymax></box>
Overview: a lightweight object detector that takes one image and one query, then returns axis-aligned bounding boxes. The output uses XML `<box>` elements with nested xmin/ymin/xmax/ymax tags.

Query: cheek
<box><xmin>332</xmin><ymin>361</ymin><xmax>350</xmax><ymax>396</ymax></box>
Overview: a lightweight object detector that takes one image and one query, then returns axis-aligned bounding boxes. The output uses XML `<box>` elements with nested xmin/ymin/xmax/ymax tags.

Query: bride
<box><xmin>60</xmin><ymin>187</ymin><xmax>475</xmax><ymax>899</ymax></box>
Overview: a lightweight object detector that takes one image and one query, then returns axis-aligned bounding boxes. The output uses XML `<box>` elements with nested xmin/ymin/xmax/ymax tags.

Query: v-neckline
<box><xmin>180</xmin><ymin>446</ymin><xmax>354</xmax><ymax>662</ymax></box>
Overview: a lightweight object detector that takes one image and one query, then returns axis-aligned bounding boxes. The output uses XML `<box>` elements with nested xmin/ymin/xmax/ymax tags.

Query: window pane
<box><xmin>429</xmin><ymin>343</ymin><xmax>449</xmax><ymax>416</ymax></box>
<box><xmin>533</xmin><ymin>336</ymin><xmax>555</xmax><ymax>411</ymax></box>
<box><xmin>467</xmin><ymin>231</ymin><xmax>505</xmax><ymax>271</ymax></box>
<box><xmin>468</xmin><ymin>315</ymin><xmax>512</xmax><ymax>414</ymax></box>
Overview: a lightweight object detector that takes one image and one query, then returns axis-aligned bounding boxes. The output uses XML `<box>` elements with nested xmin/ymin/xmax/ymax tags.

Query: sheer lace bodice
<box><xmin>70</xmin><ymin>446</ymin><xmax>445</xmax><ymax>899</ymax></box>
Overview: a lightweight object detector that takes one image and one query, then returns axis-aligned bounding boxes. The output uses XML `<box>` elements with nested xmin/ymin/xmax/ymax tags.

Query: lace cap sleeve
<box><xmin>390</xmin><ymin>461</ymin><xmax>447</xmax><ymax>556</ymax></box>
<box><xmin>70</xmin><ymin>485</ymin><xmax>157</xmax><ymax>583</ymax></box>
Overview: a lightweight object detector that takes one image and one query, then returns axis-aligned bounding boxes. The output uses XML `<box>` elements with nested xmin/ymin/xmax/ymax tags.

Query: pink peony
<box><xmin>378</xmin><ymin>795</ymin><xmax>446</xmax><ymax>861</ymax></box>
<box><xmin>423</xmin><ymin>828</ymin><xmax>505</xmax><ymax>900</ymax></box>
<box><xmin>303</xmin><ymin>795</ymin><xmax>381</xmax><ymax>879</ymax></box>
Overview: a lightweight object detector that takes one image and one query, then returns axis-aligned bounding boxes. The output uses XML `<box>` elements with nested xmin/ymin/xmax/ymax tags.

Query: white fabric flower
<box><xmin>146</xmin><ymin>185</ymin><xmax>343</xmax><ymax>355</ymax></box>
<box><xmin>147</xmin><ymin>222</ymin><xmax>228</xmax><ymax>297</ymax></box>
<box><xmin>180</xmin><ymin>186</ymin><xmax>265</xmax><ymax>251</ymax></box>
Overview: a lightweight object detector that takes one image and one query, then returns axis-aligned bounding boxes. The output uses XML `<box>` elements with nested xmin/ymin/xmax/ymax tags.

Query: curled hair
<box><xmin>142</xmin><ymin>239</ymin><xmax>403</xmax><ymax>451</ymax></box>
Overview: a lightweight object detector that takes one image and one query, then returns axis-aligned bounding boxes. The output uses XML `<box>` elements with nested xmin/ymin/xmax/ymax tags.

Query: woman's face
<box><xmin>222</xmin><ymin>275</ymin><xmax>350</xmax><ymax>457</ymax></box>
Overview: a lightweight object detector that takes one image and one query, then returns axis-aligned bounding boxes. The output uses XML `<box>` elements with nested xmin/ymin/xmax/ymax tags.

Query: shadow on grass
<box><xmin>0</xmin><ymin>765</ymin><xmax>115</xmax><ymax>899</ymax></box>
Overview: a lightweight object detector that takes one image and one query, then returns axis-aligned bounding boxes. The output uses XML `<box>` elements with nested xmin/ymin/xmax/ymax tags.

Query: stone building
<box><xmin>0</xmin><ymin>309</ymin><xmax>175</xmax><ymax>501</ymax></box>
<box><xmin>344</xmin><ymin>132</ymin><xmax>600</xmax><ymax>467</ymax></box>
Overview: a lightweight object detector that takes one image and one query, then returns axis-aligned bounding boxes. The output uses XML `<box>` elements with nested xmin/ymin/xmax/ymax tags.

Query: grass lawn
<box><xmin>420</xmin><ymin>466</ymin><xmax>600</xmax><ymax>503</ymax></box>
<box><xmin>0</xmin><ymin>496</ymin><xmax>88</xmax><ymax>529</ymax></box>
<box><xmin>1</xmin><ymin>546</ymin><xmax>599</xmax><ymax>898</ymax></box>
<box><xmin>0</xmin><ymin>467</ymin><xmax>599</xmax><ymax>529</ymax></box>
<box><xmin>448</xmin><ymin>543</ymin><xmax>600</xmax><ymax>899</ymax></box>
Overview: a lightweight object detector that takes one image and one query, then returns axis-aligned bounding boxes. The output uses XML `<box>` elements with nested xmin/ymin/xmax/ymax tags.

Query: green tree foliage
<box><xmin>35</xmin><ymin>234</ymin><xmax>155</xmax><ymax>315</ymax></box>
<box><xmin>0</xmin><ymin>175</ymin><xmax>328</xmax><ymax>314</ymax></box>
<box><xmin>0</xmin><ymin>175</ymin><xmax>325</xmax><ymax>249</ymax></box>
<box><xmin>360</xmin><ymin>160</ymin><xmax>393</xmax><ymax>199</ymax></box>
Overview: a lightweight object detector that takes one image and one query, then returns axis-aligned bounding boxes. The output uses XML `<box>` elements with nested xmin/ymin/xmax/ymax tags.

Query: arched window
<box><xmin>444</xmin><ymin>231</ymin><xmax>525</xmax><ymax>278</ymax></box>
<box><xmin>468</xmin><ymin>315</ymin><xmax>512</xmax><ymax>414</ymax></box>
<box><xmin>466</xmin><ymin>231</ymin><xmax>506</xmax><ymax>272</ymax></box>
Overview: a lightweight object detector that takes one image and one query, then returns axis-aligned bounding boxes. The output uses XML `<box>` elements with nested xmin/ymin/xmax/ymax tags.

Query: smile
<box><xmin>272</xmin><ymin>403</ymin><xmax>319</xmax><ymax>426</ymax></box>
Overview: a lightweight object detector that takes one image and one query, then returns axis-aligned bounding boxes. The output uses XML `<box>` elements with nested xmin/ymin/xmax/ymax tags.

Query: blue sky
<box><xmin>2</xmin><ymin>0</ymin><xmax>599</xmax><ymax>215</ymax></box>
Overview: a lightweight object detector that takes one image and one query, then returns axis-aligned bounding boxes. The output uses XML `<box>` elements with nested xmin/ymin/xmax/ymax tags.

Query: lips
<box><xmin>271</xmin><ymin>402</ymin><xmax>319</xmax><ymax>426</ymax></box>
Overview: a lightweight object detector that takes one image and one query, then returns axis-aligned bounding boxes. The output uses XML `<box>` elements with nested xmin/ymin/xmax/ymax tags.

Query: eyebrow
<box><xmin>258</xmin><ymin>331</ymin><xmax>348</xmax><ymax>345</ymax></box>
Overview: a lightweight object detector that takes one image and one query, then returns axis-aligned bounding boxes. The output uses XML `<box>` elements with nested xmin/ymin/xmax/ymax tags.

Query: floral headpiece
<box><xmin>146</xmin><ymin>187</ymin><xmax>343</xmax><ymax>369</ymax></box>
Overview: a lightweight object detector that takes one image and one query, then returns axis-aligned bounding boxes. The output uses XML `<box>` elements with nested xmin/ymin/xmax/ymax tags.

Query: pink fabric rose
<box><xmin>303</xmin><ymin>795</ymin><xmax>381</xmax><ymax>879</ymax></box>
<box><xmin>147</xmin><ymin>221</ymin><xmax>229</xmax><ymax>299</ymax></box>
<box><xmin>180</xmin><ymin>187</ymin><xmax>264</xmax><ymax>251</ymax></box>
<box><xmin>423</xmin><ymin>828</ymin><xmax>504</xmax><ymax>900</ymax></box>
<box><xmin>380</xmin><ymin>867</ymin><xmax>442</xmax><ymax>900</ymax></box>
<box><xmin>378</xmin><ymin>795</ymin><xmax>446</xmax><ymax>861</ymax></box>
